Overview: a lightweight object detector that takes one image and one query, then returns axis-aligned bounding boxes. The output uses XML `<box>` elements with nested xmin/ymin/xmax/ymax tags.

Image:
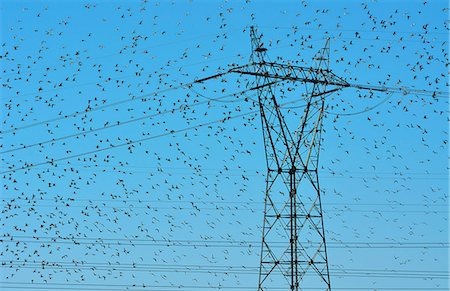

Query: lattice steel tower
<box><xmin>197</xmin><ymin>27</ymin><xmax>343</xmax><ymax>290</ymax></box>
<box><xmin>244</xmin><ymin>26</ymin><xmax>335</xmax><ymax>291</ymax></box>
<box><xmin>195</xmin><ymin>26</ymin><xmax>443</xmax><ymax>291</ymax></box>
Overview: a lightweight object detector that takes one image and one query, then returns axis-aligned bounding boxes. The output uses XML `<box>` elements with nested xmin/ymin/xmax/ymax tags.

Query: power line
<box><xmin>3</xmin><ymin>203</ymin><xmax>447</xmax><ymax>213</ymax></box>
<box><xmin>2</xmin><ymin>59</ymin><xmax>247</xmax><ymax>135</ymax></box>
<box><xmin>1</xmin><ymin>235</ymin><xmax>447</xmax><ymax>249</ymax></box>
<box><xmin>2</xmin><ymin>203</ymin><xmax>447</xmax><ymax>214</ymax></box>
<box><xmin>4</xmin><ymin>235</ymin><xmax>447</xmax><ymax>245</ymax></box>
<box><xmin>0</xmin><ymin>264</ymin><xmax>447</xmax><ymax>280</ymax></box>
<box><xmin>324</xmin><ymin>92</ymin><xmax>395</xmax><ymax>116</ymax></box>
<box><xmin>2</xmin><ymin>260</ymin><xmax>447</xmax><ymax>273</ymax></box>
<box><xmin>0</xmin><ymin>281</ymin><xmax>446</xmax><ymax>291</ymax></box>
<box><xmin>0</xmin><ymin>110</ymin><xmax>259</xmax><ymax>174</ymax></box>
<box><xmin>2</xmin><ymin>163</ymin><xmax>446</xmax><ymax>180</ymax></box>
<box><xmin>1</xmin><ymin>197</ymin><xmax>446</xmax><ymax>207</ymax></box>
<box><xmin>1</xmin><ymin>82</ymin><xmax>193</xmax><ymax>135</ymax></box>
<box><xmin>1</xmin><ymin>97</ymin><xmax>308</xmax><ymax>174</ymax></box>
<box><xmin>2</xmin><ymin>43</ymin><xmax>249</xmax><ymax>103</ymax></box>
<box><xmin>0</xmin><ymin>88</ymin><xmax>255</xmax><ymax>154</ymax></box>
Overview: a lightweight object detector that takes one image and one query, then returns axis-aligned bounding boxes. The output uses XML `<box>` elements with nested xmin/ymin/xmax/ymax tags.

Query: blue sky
<box><xmin>0</xmin><ymin>0</ymin><xmax>448</xmax><ymax>290</ymax></box>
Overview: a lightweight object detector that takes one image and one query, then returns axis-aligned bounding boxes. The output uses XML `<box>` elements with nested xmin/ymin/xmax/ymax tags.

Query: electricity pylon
<box><xmin>194</xmin><ymin>26</ymin><xmax>445</xmax><ymax>291</ymax></box>
<box><xmin>244</xmin><ymin>27</ymin><xmax>335</xmax><ymax>291</ymax></box>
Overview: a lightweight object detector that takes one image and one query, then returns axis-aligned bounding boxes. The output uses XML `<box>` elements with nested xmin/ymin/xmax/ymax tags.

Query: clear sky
<box><xmin>0</xmin><ymin>0</ymin><xmax>448</xmax><ymax>291</ymax></box>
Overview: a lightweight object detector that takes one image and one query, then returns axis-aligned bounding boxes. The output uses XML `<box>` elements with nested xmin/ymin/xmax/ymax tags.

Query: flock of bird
<box><xmin>0</xmin><ymin>1</ymin><xmax>448</xmax><ymax>291</ymax></box>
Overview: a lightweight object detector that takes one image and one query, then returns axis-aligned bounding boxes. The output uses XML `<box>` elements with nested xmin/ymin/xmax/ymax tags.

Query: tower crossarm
<box><xmin>196</xmin><ymin>62</ymin><xmax>446</xmax><ymax>98</ymax></box>
<box><xmin>194</xmin><ymin>62</ymin><xmax>349</xmax><ymax>89</ymax></box>
<box><xmin>229</xmin><ymin>61</ymin><xmax>350</xmax><ymax>88</ymax></box>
